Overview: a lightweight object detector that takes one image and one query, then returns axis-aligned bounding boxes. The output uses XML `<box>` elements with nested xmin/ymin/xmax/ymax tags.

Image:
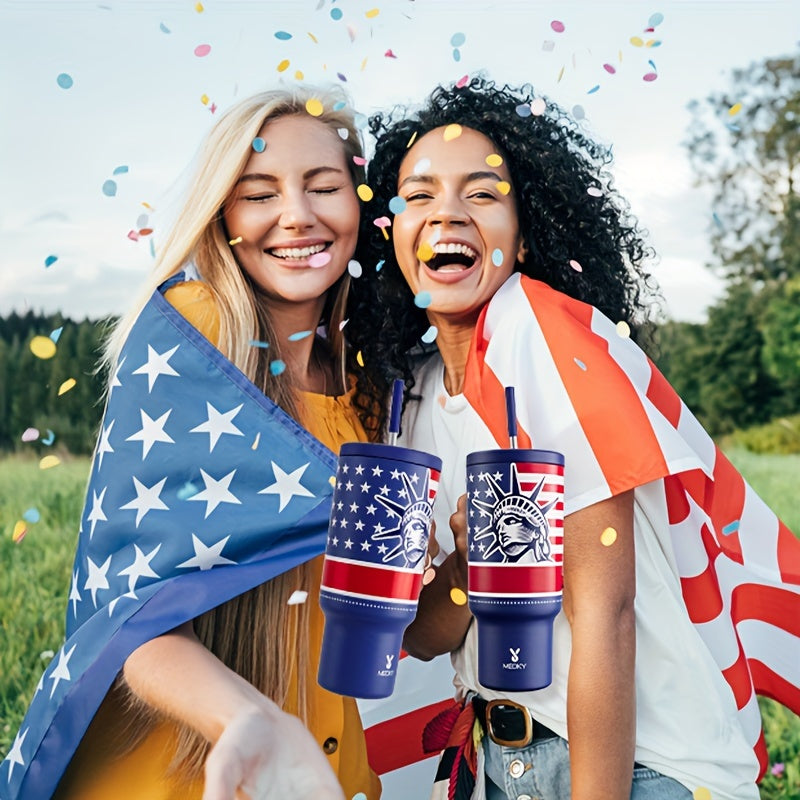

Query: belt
<box><xmin>472</xmin><ymin>696</ymin><xmax>557</xmax><ymax>748</ymax></box>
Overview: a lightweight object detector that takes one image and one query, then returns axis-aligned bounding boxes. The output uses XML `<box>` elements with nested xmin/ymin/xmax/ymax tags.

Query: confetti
<box><xmin>485</xmin><ymin>154</ymin><xmax>503</xmax><ymax>167</ymax></box>
<box><xmin>587</xmin><ymin>85</ymin><xmax>601</xmax><ymax>94</ymax></box>
<box><xmin>412</xmin><ymin>157</ymin><xmax>430</xmax><ymax>174</ymax></box>
<box><xmin>308</xmin><ymin>251</ymin><xmax>332</xmax><ymax>268</ymax></box>
<box><xmin>388</xmin><ymin>196</ymin><xmax>407</xmax><ymax>214</ymax></box>
<box><xmin>356</xmin><ymin>350</ymin><xmax>364</xmax><ymax>367</ymax></box>
<box><xmin>422</xmin><ymin>567</ymin><xmax>437</xmax><ymax>585</ymax></box>
<box><xmin>252</xmin><ymin>137</ymin><xmax>266</xmax><ymax>152</ymax></box>
<box><xmin>491</xmin><ymin>248</ymin><xmax>504</xmax><ymax>266</ymax></box>
<box><xmin>365</xmin><ymin>8</ymin><xmax>379</xmax><ymax>18</ymax></box>
<box><xmin>515</xmin><ymin>103</ymin><xmax>532</xmax><ymax>118</ymax></box>
<box><xmin>587</xmin><ymin>186</ymin><xmax>603</xmax><ymax>197</ymax></box>
<box><xmin>58</xmin><ymin>378</ymin><xmax>77</xmax><ymax>395</ymax></box>
<box><xmin>600</xmin><ymin>526</ymin><xmax>618</xmax><ymax>546</ymax></box>
<box><xmin>542</xmin><ymin>40</ymin><xmax>555</xmax><ymax>52</ymax></box>
<box><xmin>287</xmin><ymin>590</ymin><xmax>309</xmax><ymax>605</ymax></box>
<box><xmin>44</xmin><ymin>255</ymin><xmax>58</xmax><ymax>268</ymax></box>
<box><xmin>194</xmin><ymin>1</ymin><xmax>204</xmax><ymax>10</ymax></box>
<box><xmin>41</xmin><ymin>429</ymin><xmax>55</xmax><ymax>446</ymax></box>
<box><xmin>102</xmin><ymin>180</ymin><xmax>117</xmax><ymax>197</ymax></box>
<box><xmin>30</xmin><ymin>336</ymin><xmax>57</xmax><ymax>359</ymax></box>
<box><xmin>452</xmin><ymin>48</ymin><xmax>462</xmax><ymax>62</ymax></box>
<box><xmin>630</xmin><ymin>36</ymin><xmax>644</xmax><ymax>47</ymax></box>
<box><xmin>277</xmin><ymin>59</ymin><xmax>290</xmax><ymax>73</ymax></box>
<box><xmin>337</xmin><ymin>127</ymin><xmax>349</xmax><ymax>140</ymax></box>
<box><xmin>347</xmin><ymin>259</ymin><xmax>363</xmax><ymax>278</ymax></box>
<box><xmin>23</xmin><ymin>508</ymin><xmax>41</xmax><ymax>524</ymax></box>
<box><xmin>373</xmin><ymin>217</ymin><xmax>391</xmax><ymax>239</ymax></box>
<box><xmin>138</xmin><ymin>228</ymin><xmax>153</xmax><ymax>237</ymax></box>
<box><xmin>375</xmin><ymin>260</ymin><xmax>385</xmax><ymax>271</ymax></box>
<box><xmin>249</xmin><ymin>339</ymin><xmax>269</xmax><ymax>349</ymax></box>
<box><xmin>449</xmin><ymin>587</ymin><xmax>468</xmax><ymax>605</ymax></box>
<box><xmin>728</xmin><ymin>102</ymin><xmax>742</xmax><ymax>116</ymax></box>
<box><xmin>57</xmin><ymin>73</ymin><xmax>73</xmax><ymax>89</ymax></box>
<box><xmin>50</xmin><ymin>327</ymin><xmax>63</xmax><ymax>343</ymax></box>
<box><xmin>201</xmin><ymin>94</ymin><xmax>210</xmax><ymax>105</ymax></box>
<box><xmin>569</xmin><ymin>259</ymin><xmax>583</xmax><ymax>272</ymax></box>
<box><xmin>251</xmin><ymin>432</ymin><xmax>260</xmax><ymax>450</ymax></box>
<box><xmin>421</xmin><ymin>325</ymin><xmax>438</xmax><ymax>344</ymax></box>
<box><xmin>159</xmin><ymin>22</ymin><xmax>171</xmax><ymax>34</ymax></box>
<box><xmin>13</xmin><ymin>521</ymin><xmax>27</xmax><ymax>543</ymax></box>
<box><xmin>194</xmin><ymin>44</ymin><xmax>211</xmax><ymax>57</ymax></box>
<box><xmin>39</xmin><ymin>455</ymin><xmax>61</xmax><ymax>470</ymax></box>
<box><xmin>308</xmin><ymin>31</ymin><xmax>318</xmax><ymax>43</ymax></box>
<box><xmin>357</xmin><ymin>184</ymin><xmax>374</xmax><ymax>202</ymax></box>
<box><xmin>384</xmin><ymin>49</ymin><xmax>397</xmax><ymax>58</ymax></box>
<box><xmin>530</xmin><ymin>97</ymin><xmax>546</xmax><ymax>116</ymax></box>
<box><xmin>414</xmin><ymin>291</ymin><xmax>432</xmax><ymax>309</ymax></box>
<box><xmin>416</xmin><ymin>242</ymin><xmax>434</xmax><ymax>262</ymax></box>
<box><xmin>337</xmin><ymin>71</ymin><xmax>348</xmax><ymax>82</ymax></box>
<box><xmin>550</xmin><ymin>20</ymin><xmax>565</xmax><ymax>33</ymax></box>
<box><xmin>443</xmin><ymin>124</ymin><xmax>462</xmax><ymax>141</ymax></box>
<box><xmin>330</xmin><ymin>7</ymin><xmax>343</xmax><ymax>20</ymax></box>
<box><xmin>228</xmin><ymin>236</ymin><xmax>243</xmax><ymax>246</ymax></box>
<box><xmin>353</xmin><ymin>155</ymin><xmax>367</xmax><ymax>166</ymax></box>
<box><xmin>643</xmin><ymin>72</ymin><xmax>658</xmax><ymax>82</ymax></box>
<box><xmin>269</xmin><ymin>360</ymin><xmax>286</xmax><ymax>375</ymax></box>
<box><xmin>338</xmin><ymin>319</ymin><xmax>349</xmax><ymax>331</ymax></box>
<box><xmin>455</xmin><ymin>74</ymin><xmax>469</xmax><ymax>88</ymax></box>
<box><xmin>649</xmin><ymin>12</ymin><xmax>664</xmax><ymax>27</ymax></box>
<box><xmin>274</xmin><ymin>30</ymin><xmax>292</xmax><ymax>40</ymax></box>
<box><xmin>21</xmin><ymin>427</ymin><xmax>39</xmax><ymax>442</ymax></box>
<box><xmin>177</xmin><ymin>481</ymin><xmax>199</xmax><ymax>500</ymax></box>
<box><xmin>693</xmin><ymin>789</ymin><xmax>711</xmax><ymax>800</ymax></box>
<box><xmin>557</xmin><ymin>66</ymin><xmax>565</xmax><ymax>82</ymax></box>
<box><xmin>112</xmin><ymin>165</ymin><xmax>129</xmax><ymax>175</ymax></box>
<box><xmin>328</xmin><ymin>475</ymin><xmax>337</xmax><ymax>487</ymax></box>
<box><xmin>288</xmin><ymin>330</ymin><xmax>313</xmax><ymax>341</ymax></box>
<box><xmin>305</xmin><ymin>97</ymin><xmax>323</xmax><ymax>116</ymax></box>
<box><xmin>295</xmin><ymin>70</ymin><xmax>305</xmax><ymax>80</ymax></box>
<box><xmin>646</xmin><ymin>39</ymin><xmax>661</xmax><ymax>47</ymax></box>
<box><xmin>450</xmin><ymin>32</ymin><xmax>466</xmax><ymax>47</ymax></box>
<box><xmin>496</xmin><ymin>181</ymin><xmax>511</xmax><ymax>195</ymax></box>
<box><xmin>603</xmin><ymin>63</ymin><xmax>616</xmax><ymax>74</ymax></box>
<box><xmin>615</xmin><ymin>320</ymin><xmax>631</xmax><ymax>338</ymax></box>
<box><xmin>722</xmin><ymin>520</ymin><xmax>740</xmax><ymax>535</ymax></box>
<box><xmin>574</xmin><ymin>358</ymin><xmax>587</xmax><ymax>371</ymax></box>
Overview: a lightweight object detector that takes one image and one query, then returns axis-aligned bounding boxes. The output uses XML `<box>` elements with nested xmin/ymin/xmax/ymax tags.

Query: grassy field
<box><xmin>1</xmin><ymin>449</ymin><xmax>798</xmax><ymax>795</ymax></box>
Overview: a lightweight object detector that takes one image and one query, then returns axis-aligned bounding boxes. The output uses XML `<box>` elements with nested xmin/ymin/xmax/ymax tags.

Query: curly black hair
<box><xmin>347</xmin><ymin>76</ymin><xmax>659</xmax><ymax>435</ymax></box>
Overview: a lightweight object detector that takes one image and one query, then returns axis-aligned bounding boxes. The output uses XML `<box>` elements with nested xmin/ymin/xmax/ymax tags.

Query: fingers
<box><xmin>450</xmin><ymin>494</ymin><xmax>468</xmax><ymax>560</ymax></box>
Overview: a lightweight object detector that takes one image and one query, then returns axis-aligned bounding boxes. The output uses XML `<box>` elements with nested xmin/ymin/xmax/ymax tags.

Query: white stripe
<box><xmin>320</xmin><ymin>586</ymin><xmax>419</xmax><ymax>605</ymax></box>
<box><xmin>737</xmin><ymin>618</ymin><xmax>800</xmax><ymax>690</ymax></box>
<box><xmin>738</xmin><ymin>486</ymin><xmax>781</xmax><ymax>580</ymax></box>
<box><xmin>469</xmin><ymin>589</ymin><xmax>563</xmax><ymax>599</ymax></box>
<box><xmin>694</xmin><ymin>606</ymin><xmax>741</xmax><ymax>672</ymax></box>
<box><xmin>737</xmin><ymin>688</ymin><xmax>763</xmax><ymax>750</ymax></box>
<box><xmin>670</xmin><ymin>499</ymin><xmax>712</xmax><ymax>578</ymax></box>
<box><xmin>323</xmin><ymin>554</ymin><xmax>422</xmax><ymax>575</ymax></box>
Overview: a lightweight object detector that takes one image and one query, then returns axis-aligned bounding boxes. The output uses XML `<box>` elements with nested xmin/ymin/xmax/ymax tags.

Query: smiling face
<box><xmin>392</xmin><ymin>126</ymin><xmax>526</xmax><ymax>327</ymax></box>
<box><xmin>223</xmin><ymin>114</ymin><xmax>360</xmax><ymax>311</ymax></box>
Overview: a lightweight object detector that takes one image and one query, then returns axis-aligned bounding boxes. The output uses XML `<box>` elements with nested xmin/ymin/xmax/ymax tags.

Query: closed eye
<box><xmin>310</xmin><ymin>187</ymin><xmax>341</xmax><ymax>195</ymax></box>
<box><xmin>405</xmin><ymin>192</ymin><xmax>433</xmax><ymax>202</ymax></box>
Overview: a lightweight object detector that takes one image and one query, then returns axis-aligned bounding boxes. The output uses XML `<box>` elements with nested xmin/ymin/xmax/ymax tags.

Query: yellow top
<box><xmin>54</xmin><ymin>281</ymin><xmax>380</xmax><ymax>800</ymax></box>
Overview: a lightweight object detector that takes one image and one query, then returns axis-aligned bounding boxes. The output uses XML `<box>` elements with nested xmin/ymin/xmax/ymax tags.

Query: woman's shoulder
<box><xmin>163</xmin><ymin>280</ymin><xmax>221</xmax><ymax>344</ymax></box>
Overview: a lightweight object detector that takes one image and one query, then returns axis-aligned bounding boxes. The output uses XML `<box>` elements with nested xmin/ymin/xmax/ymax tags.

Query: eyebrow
<box><xmin>237</xmin><ymin>166</ymin><xmax>346</xmax><ymax>184</ymax></box>
<box><xmin>399</xmin><ymin>170</ymin><xmax>505</xmax><ymax>187</ymax></box>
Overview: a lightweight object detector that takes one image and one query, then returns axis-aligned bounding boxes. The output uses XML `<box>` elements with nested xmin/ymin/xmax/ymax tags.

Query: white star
<box><xmin>374</xmin><ymin>523</ymin><xmax>385</xmax><ymax>534</ymax></box>
<box><xmin>410</xmin><ymin>473</ymin><xmax>420</xmax><ymax>484</ymax></box>
<box><xmin>96</xmin><ymin>419</ymin><xmax>115</xmax><ymax>469</ymax></box>
<box><xmin>378</xmin><ymin>544</ymin><xmax>388</xmax><ymax>554</ymax></box>
<box><xmin>108</xmin><ymin>590</ymin><xmax>138</xmax><ymax>616</ymax></box>
<box><xmin>48</xmin><ymin>644</ymin><xmax>77</xmax><ymax>699</ymax></box>
<box><xmin>190</xmin><ymin>402</ymin><xmax>244</xmax><ymax>452</ymax></box>
<box><xmin>349</xmin><ymin>503</ymin><xmax>359</xmax><ymax>513</ymax></box>
<box><xmin>366</xmin><ymin>504</ymin><xmax>377</xmax><ymax>515</ymax></box>
<box><xmin>360</xmin><ymin>482</ymin><xmax>371</xmax><ymax>493</ymax></box>
<box><xmin>337</xmin><ymin>501</ymin><xmax>344</xmax><ymax>510</ymax></box>
<box><xmin>355</xmin><ymin>520</ymin><xmax>365</xmax><ymax>531</ymax></box>
<box><xmin>361</xmin><ymin>540</ymin><xmax>371</xmax><ymax>551</ymax></box>
<box><xmin>4</xmin><ymin>727</ymin><xmax>28</xmax><ymax>783</ymax></box>
<box><xmin>344</xmin><ymin>538</ymin><xmax>354</xmax><ymax>549</ymax></box>
<box><xmin>391</xmin><ymin>469</ymin><xmax>401</xmax><ymax>480</ymax></box>
<box><xmin>132</xmin><ymin>344</ymin><xmax>180</xmax><ymax>392</ymax></box>
<box><xmin>117</xmin><ymin>543</ymin><xmax>162</xmax><ymax>592</ymax></box>
<box><xmin>371</xmin><ymin>465</ymin><xmax>383</xmax><ymax>476</ymax></box>
<box><xmin>190</xmin><ymin>469</ymin><xmax>241</xmax><ymax>518</ymax></box>
<box><xmin>109</xmin><ymin>355</ymin><xmax>126</xmax><ymax>398</ymax></box>
<box><xmin>330</xmin><ymin>517</ymin><xmax>338</xmax><ymax>528</ymax></box>
<box><xmin>340</xmin><ymin>517</ymin><xmax>348</xmax><ymax>529</ymax></box>
<box><xmin>69</xmin><ymin>569</ymin><xmax>81</xmax><ymax>617</ymax></box>
<box><xmin>330</xmin><ymin>536</ymin><xmax>339</xmax><ymax>547</ymax></box>
<box><xmin>345</xmin><ymin>481</ymin><xmax>354</xmax><ymax>491</ymax></box>
<box><xmin>87</xmin><ymin>487</ymin><xmax>107</xmax><ymax>538</ymax></box>
<box><xmin>259</xmin><ymin>462</ymin><xmax>313</xmax><ymax>512</ymax></box>
<box><xmin>84</xmin><ymin>555</ymin><xmax>112</xmax><ymax>607</ymax></box>
<box><xmin>379</xmin><ymin>484</ymin><xmax>390</xmax><ymax>495</ymax></box>
<box><xmin>126</xmin><ymin>409</ymin><xmax>175</xmax><ymax>459</ymax></box>
<box><xmin>398</xmin><ymin>488</ymin><xmax>409</xmax><ymax>499</ymax></box>
<box><xmin>493</xmin><ymin>471</ymin><xmax>502</xmax><ymax>480</ymax></box>
<box><xmin>355</xmin><ymin>464</ymin><xmax>364</xmax><ymax>475</ymax></box>
<box><xmin>177</xmin><ymin>534</ymin><xmax>237</xmax><ymax>571</ymax></box>
<box><xmin>120</xmin><ymin>476</ymin><xmax>169</xmax><ymax>527</ymax></box>
<box><xmin>341</xmin><ymin>464</ymin><xmax>349</xmax><ymax>474</ymax></box>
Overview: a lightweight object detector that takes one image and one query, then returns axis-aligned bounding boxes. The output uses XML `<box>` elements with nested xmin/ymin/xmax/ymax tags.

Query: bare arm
<box><xmin>563</xmin><ymin>490</ymin><xmax>636</xmax><ymax>800</ymax></box>
<box><xmin>124</xmin><ymin>622</ymin><xmax>344</xmax><ymax>800</ymax></box>
<box><xmin>403</xmin><ymin>494</ymin><xmax>473</xmax><ymax>660</ymax></box>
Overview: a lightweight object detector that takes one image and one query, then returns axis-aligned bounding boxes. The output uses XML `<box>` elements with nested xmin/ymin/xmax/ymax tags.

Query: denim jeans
<box><xmin>483</xmin><ymin>732</ymin><xmax>693</xmax><ymax>800</ymax></box>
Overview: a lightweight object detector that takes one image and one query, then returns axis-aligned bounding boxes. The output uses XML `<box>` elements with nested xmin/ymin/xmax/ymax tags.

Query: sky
<box><xmin>1</xmin><ymin>0</ymin><xmax>798</xmax><ymax>323</ymax></box>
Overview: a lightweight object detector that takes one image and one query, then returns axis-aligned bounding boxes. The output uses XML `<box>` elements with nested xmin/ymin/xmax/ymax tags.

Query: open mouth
<box><xmin>426</xmin><ymin>242</ymin><xmax>478</xmax><ymax>272</ymax></box>
<box><xmin>266</xmin><ymin>242</ymin><xmax>330</xmax><ymax>259</ymax></box>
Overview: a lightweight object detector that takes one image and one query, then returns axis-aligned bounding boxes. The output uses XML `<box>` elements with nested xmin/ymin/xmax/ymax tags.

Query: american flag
<box><xmin>461</xmin><ymin>272</ymin><xmax>800</xmax><ymax>779</ymax></box>
<box><xmin>0</xmin><ymin>277</ymin><xmax>454</xmax><ymax>799</ymax></box>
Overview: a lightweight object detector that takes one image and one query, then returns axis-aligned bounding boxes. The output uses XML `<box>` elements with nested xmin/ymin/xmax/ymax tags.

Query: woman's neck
<box><xmin>427</xmin><ymin>314</ymin><xmax>476</xmax><ymax>396</ymax></box>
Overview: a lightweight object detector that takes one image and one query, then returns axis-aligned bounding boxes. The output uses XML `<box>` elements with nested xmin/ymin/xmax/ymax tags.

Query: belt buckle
<box><xmin>485</xmin><ymin>699</ymin><xmax>533</xmax><ymax>748</ymax></box>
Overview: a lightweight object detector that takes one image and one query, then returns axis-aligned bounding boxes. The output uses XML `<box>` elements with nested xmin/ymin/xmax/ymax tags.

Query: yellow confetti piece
<box><xmin>329</xmin><ymin>475</ymin><xmax>337</xmax><ymax>487</ymax></box>
<box><xmin>277</xmin><ymin>59</ymin><xmax>290</xmax><ymax>73</ymax></box>
<box><xmin>30</xmin><ymin>336</ymin><xmax>56</xmax><ymax>359</ymax></box>
<box><xmin>305</xmin><ymin>97</ymin><xmax>324</xmax><ymax>116</ymax></box>
<box><xmin>557</xmin><ymin>65</ymin><xmax>565</xmax><ymax>82</ymax></box>
<box><xmin>251</xmin><ymin>432</ymin><xmax>260</xmax><ymax>450</ymax></box>
<box><xmin>619</xmin><ymin>49</ymin><xmax>623</xmax><ymax>62</ymax></box>
<box><xmin>728</xmin><ymin>103</ymin><xmax>742</xmax><ymax>116</ymax></box>
<box><xmin>380</xmin><ymin>228</ymin><xmax>389</xmax><ymax>241</ymax></box>
<box><xmin>600</xmin><ymin>527</ymin><xmax>618</xmax><ymax>546</ymax></box>
<box><xmin>294</xmin><ymin>70</ymin><xmax>304</xmax><ymax>80</ymax></box>
<box><xmin>356</xmin><ymin>350</ymin><xmax>364</xmax><ymax>367</ymax></box>
<box><xmin>12</xmin><ymin>520</ymin><xmax>27</xmax><ymax>543</ymax></box>
<box><xmin>693</xmin><ymin>789</ymin><xmax>711</xmax><ymax>800</ymax></box>
<box><xmin>645</xmin><ymin>39</ymin><xmax>656</xmax><ymax>47</ymax></box>
<box><xmin>496</xmin><ymin>181</ymin><xmax>511</xmax><ymax>195</ymax></box>
<box><xmin>615</xmin><ymin>320</ymin><xmax>631</xmax><ymax>338</ymax></box>
<box><xmin>449</xmin><ymin>587</ymin><xmax>468</xmax><ymax>606</ymax></box>
<box><xmin>360</xmin><ymin>57</ymin><xmax>368</xmax><ymax>71</ymax></box>
<box><xmin>228</xmin><ymin>236</ymin><xmax>242</xmax><ymax>246</ymax></box>
<box><xmin>485</xmin><ymin>154</ymin><xmax>503</xmax><ymax>167</ymax></box>
<box><xmin>141</xmin><ymin>201</ymin><xmax>154</xmax><ymax>210</ymax></box>
<box><xmin>308</xmin><ymin>31</ymin><xmax>318</xmax><ymax>43</ymax></box>
<box><xmin>39</xmin><ymin>455</ymin><xmax>61</xmax><ymax>470</ymax></box>
<box><xmin>443</xmin><ymin>123</ymin><xmax>462</xmax><ymax>141</ymax></box>
<box><xmin>417</xmin><ymin>242</ymin><xmax>435</xmax><ymax>262</ymax></box>
<box><xmin>357</xmin><ymin>184</ymin><xmax>374</xmax><ymax>202</ymax></box>
<box><xmin>58</xmin><ymin>378</ymin><xmax>76</xmax><ymax>396</ymax></box>
<box><xmin>365</xmin><ymin>8</ymin><xmax>380</xmax><ymax>18</ymax></box>
<box><xmin>406</xmin><ymin>131</ymin><xmax>418</xmax><ymax>149</ymax></box>
<box><xmin>630</xmin><ymin>36</ymin><xmax>644</xmax><ymax>47</ymax></box>
<box><xmin>200</xmin><ymin>94</ymin><xmax>209</xmax><ymax>105</ymax></box>
<box><xmin>194</xmin><ymin>1</ymin><xmax>204</xmax><ymax>11</ymax></box>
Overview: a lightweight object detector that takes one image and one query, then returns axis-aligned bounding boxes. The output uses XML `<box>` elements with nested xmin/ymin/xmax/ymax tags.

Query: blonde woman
<box><xmin>5</xmin><ymin>87</ymin><xmax>380</xmax><ymax>800</ymax></box>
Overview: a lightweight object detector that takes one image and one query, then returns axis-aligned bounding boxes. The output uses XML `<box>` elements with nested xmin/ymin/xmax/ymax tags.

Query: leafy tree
<box><xmin>760</xmin><ymin>276</ymin><xmax>800</xmax><ymax>396</ymax></box>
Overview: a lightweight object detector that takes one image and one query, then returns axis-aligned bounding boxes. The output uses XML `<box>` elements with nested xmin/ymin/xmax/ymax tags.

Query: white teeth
<box><xmin>269</xmin><ymin>243</ymin><xmax>327</xmax><ymax>259</ymax></box>
<box><xmin>432</xmin><ymin>242</ymin><xmax>477</xmax><ymax>259</ymax></box>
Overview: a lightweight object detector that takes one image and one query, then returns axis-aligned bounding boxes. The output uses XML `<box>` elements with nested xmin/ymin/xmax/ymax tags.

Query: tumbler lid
<box><xmin>467</xmin><ymin>448</ymin><xmax>564</xmax><ymax>467</ymax></box>
<box><xmin>340</xmin><ymin>441</ymin><xmax>442</xmax><ymax>472</ymax></box>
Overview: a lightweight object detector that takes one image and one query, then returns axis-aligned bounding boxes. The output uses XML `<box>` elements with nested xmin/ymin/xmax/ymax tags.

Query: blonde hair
<box><xmin>110</xmin><ymin>85</ymin><xmax>365</xmax><ymax>779</ymax></box>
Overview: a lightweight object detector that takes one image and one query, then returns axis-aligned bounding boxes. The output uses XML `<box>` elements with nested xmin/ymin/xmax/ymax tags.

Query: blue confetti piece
<box><xmin>452</xmin><ymin>48</ymin><xmax>461</xmax><ymax>62</ymax></box>
<box><xmin>337</xmin><ymin>72</ymin><xmax>347</xmax><ymax>82</ymax></box>
<box><xmin>388</xmin><ymin>196</ymin><xmax>407</xmax><ymax>215</ymax></box>
<box><xmin>649</xmin><ymin>40</ymin><xmax>662</xmax><ymax>47</ymax></box>
<box><xmin>41</xmin><ymin>429</ymin><xmax>56</xmax><ymax>446</ymax></box>
<box><xmin>587</xmin><ymin>85</ymin><xmax>600</xmax><ymax>95</ymax></box>
<box><xmin>648</xmin><ymin>60</ymin><xmax>657</xmax><ymax>71</ymax></box>
<box><xmin>102</xmin><ymin>179</ymin><xmax>117</xmax><ymax>197</ymax></box>
<box><xmin>491</xmin><ymin>248</ymin><xmax>504</xmax><ymax>267</ymax></box>
<box><xmin>252</xmin><ymin>137</ymin><xmax>266</xmax><ymax>152</ymax></box>
<box><xmin>722</xmin><ymin>520</ymin><xmax>740</xmax><ymax>536</ymax></box>
<box><xmin>159</xmin><ymin>22</ymin><xmax>171</xmax><ymax>34</ymax></box>
<box><xmin>177</xmin><ymin>481</ymin><xmax>199</xmax><ymax>501</ymax></box>
<box><xmin>149</xmin><ymin>238</ymin><xmax>156</xmax><ymax>259</ymax></box>
<box><xmin>725</xmin><ymin>123</ymin><xmax>741</xmax><ymax>132</ymax></box>
<box><xmin>288</xmin><ymin>330</ymin><xmax>313</xmax><ymax>342</ymax></box>
<box><xmin>50</xmin><ymin>327</ymin><xmax>63</xmax><ymax>343</ymax></box>
<box><xmin>249</xmin><ymin>339</ymin><xmax>270</xmax><ymax>349</ymax></box>
<box><xmin>376</xmin><ymin>259</ymin><xmax>385</xmax><ymax>272</ymax></box>
<box><xmin>450</xmin><ymin>32</ymin><xmax>466</xmax><ymax>47</ymax></box>
<box><xmin>333</xmin><ymin>101</ymin><xmax>346</xmax><ymax>111</ymax></box>
<box><xmin>330</xmin><ymin>7</ymin><xmax>343</xmax><ymax>20</ymax></box>
<box><xmin>274</xmin><ymin>30</ymin><xmax>292</xmax><ymax>40</ymax></box>
<box><xmin>572</xmin><ymin>104</ymin><xmax>585</xmax><ymax>120</ymax></box>
<box><xmin>354</xmin><ymin>112</ymin><xmax>368</xmax><ymax>128</ymax></box>
<box><xmin>270</xmin><ymin>359</ymin><xmax>287</xmax><ymax>375</ymax></box>
<box><xmin>44</xmin><ymin>255</ymin><xmax>58</xmax><ymax>268</ymax></box>
<box><xmin>112</xmin><ymin>165</ymin><xmax>129</xmax><ymax>175</ymax></box>
<box><xmin>712</xmin><ymin>212</ymin><xmax>723</xmax><ymax>228</ymax></box>
<box><xmin>515</xmin><ymin>103</ymin><xmax>532</xmax><ymax>118</ymax></box>
<box><xmin>574</xmin><ymin>358</ymin><xmax>587</xmax><ymax>371</ymax></box>
<box><xmin>414</xmin><ymin>291</ymin><xmax>432</xmax><ymax>309</ymax></box>
<box><xmin>648</xmin><ymin>12</ymin><xmax>664</xmax><ymax>27</ymax></box>
<box><xmin>22</xmin><ymin>508</ymin><xmax>41</xmax><ymax>524</ymax></box>
<box><xmin>421</xmin><ymin>325</ymin><xmax>438</xmax><ymax>344</ymax></box>
<box><xmin>56</xmin><ymin>73</ymin><xmax>73</xmax><ymax>89</ymax></box>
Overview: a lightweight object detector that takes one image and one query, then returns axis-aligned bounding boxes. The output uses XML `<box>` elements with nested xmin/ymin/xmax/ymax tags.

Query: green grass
<box><xmin>0</xmin><ymin>450</ymin><xmax>798</xmax><ymax>794</ymax></box>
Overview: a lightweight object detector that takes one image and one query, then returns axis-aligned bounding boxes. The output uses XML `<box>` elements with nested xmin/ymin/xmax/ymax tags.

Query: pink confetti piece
<box><xmin>643</xmin><ymin>72</ymin><xmax>658</xmax><ymax>82</ymax></box>
<box><xmin>353</xmin><ymin>155</ymin><xmax>367</xmax><ymax>166</ymax></box>
<box><xmin>603</xmin><ymin>63</ymin><xmax>616</xmax><ymax>74</ymax></box>
<box><xmin>308</xmin><ymin>251</ymin><xmax>332</xmax><ymax>268</ymax></box>
<box><xmin>456</xmin><ymin>74</ymin><xmax>469</xmax><ymax>88</ymax></box>
<box><xmin>373</xmin><ymin>216</ymin><xmax>391</xmax><ymax>230</ymax></box>
<box><xmin>569</xmin><ymin>259</ymin><xmax>583</xmax><ymax>272</ymax></box>
<box><xmin>385</xmin><ymin>49</ymin><xmax>397</xmax><ymax>58</ymax></box>
<box><xmin>550</xmin><ymin>20</ymin><xmax>565</xmax><ymax>33</ymax></box>
<box><xmin>194</xmin><ymin>44</ymin><xmax>211</xmax><ymax>57</ymax></box>
<box><xmin>21</xmin><ymin>427</ymin><xmax>40</xmax><ymax>443</ymax></box>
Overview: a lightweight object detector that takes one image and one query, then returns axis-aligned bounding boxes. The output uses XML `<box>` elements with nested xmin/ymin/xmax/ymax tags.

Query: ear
<box><xmin>516</xmin><ymin>238</ymin><xmax>528</xmax><ymax>263</ymax></box>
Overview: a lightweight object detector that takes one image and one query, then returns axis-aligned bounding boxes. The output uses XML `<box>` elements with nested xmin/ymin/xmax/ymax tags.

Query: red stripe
<box><xmin>679</xmin><ymin>526</ymin><xmax>723</xmax><ymax>624</ymax></box>
<box><xmin>731</xmin><ymin>583</ymin><xmax>800</xmax><ymax>638</ymax></box>
<box><xmin>321</xmin><ymin>559</ymin><xmax>422</xmax><ymax>602</ymax></box>
<box><xmin>777</xmin><ymin>520</ymin><xmax>800</xmax><ymax>585</ymax></box>
<box><xmin>720</xmin><ymin>640</ymin><xmax>752</xmax><ymax>710</ymax></box>
<box><xmin>749</xmin><ymin>658</ymin><xmax>800</xmax><ymax>720</ymax></box>
<box><xmin>469</xmin><ymin>563</ymin><xmax>563</xmax><ymax>593</ymax></box>
<box><xmin>645</xmin><ymin>359</ymin><xmax>682</xmax><ymax>428</ymax></box>
<box><xmin>663</xmin><ymin>474</ymin><xmax>690</xmax><ymax>525</ymax></box>
<box><xmin>753</xmin><ymin>727</ymin><xmax>768</xmax><ymax>782</ymax></box>
<box><xmin>708</xmin><ymin>449</ymin><xmax>745</xmax><ymax>565</ymax></box>
<box><xmin>364</xmin><ymin>698</ymin><xmax>453</xmax><ymax>774</ymax></box>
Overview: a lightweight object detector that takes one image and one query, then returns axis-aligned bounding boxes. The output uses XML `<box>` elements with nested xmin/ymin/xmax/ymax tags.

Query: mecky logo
<box><xmin>377</xmin><ymin>653</ymin><xmax>396</xmax><ymax>677</ymax></box>
<box><xmin>502</xmin><ymin>647</ymin><xmax>527</xmax><ymax>670</ymax></box>
<box><xmin>509</xmin><ymin>647</ymin><xmax>520</xmax><ymax>663</ymax></box>
<box><xmin>385</xmin><ymin>654</ymin><xmax>395</xmax><ymax>670</ymax></box>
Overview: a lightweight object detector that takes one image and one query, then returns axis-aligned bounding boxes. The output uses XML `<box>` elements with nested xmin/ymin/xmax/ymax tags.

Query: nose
<box><xmin>428</xmin><ymin>192</ymin><xmax>469</xmax><ymax>227</ymax></box>
<box><xmin>278</xmin><ymin>189</ymin><xmax>317</xmax><ymax>230</ymax></box>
